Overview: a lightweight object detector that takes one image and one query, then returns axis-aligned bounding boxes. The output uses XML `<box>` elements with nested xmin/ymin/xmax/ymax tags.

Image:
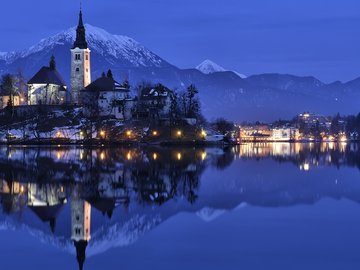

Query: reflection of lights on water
<box><xmin>339</xmin><ymin>142</ymin><xmax>347</xmax><ymax>152</ymax></box>
<box><xmin>300</xmin><ymin>163</ymin><xmax>310</xmax><ymax>171</ymax></box>
<box><xmin>177</xmin><ymin>152</ymin><xmax>182</xmax><ymax>160</ymax></box>
<box><xmin>153</xmin><ymin>153</ymin><xmax>158</xmax><ymax>160</ymax></box>
<box><xmin>328</xmin><ymin>142</ymin><xmax>335</xmax><ymax>150</ymax></box>
<box><xmin>57</xmin><ymin>152</ymin><xmax>61</xmax><ymax>160</ymax></box>
<box><xmin>304</xmin><ymin>163</ymin><xmax>310</xmax><ymax>171</ymax></box>
<box><xmin>20</xmin><ymin>185</ymin><xmax>25</xmax><ymax>193</ymax></box>
<box><xmin>100</xmin><ymin>152</ymin><xmax>105</xmax><ymax>160</ymax></box>
<box><xmin>127</xmin><ymin>152</ymin><xmax>132</xmax><ymax>160</ymax></box>
<box><xmin>201</xmin><ymin>151</ymin><xmax>207</xmax><ymax>161</ymax></box>
<box><xmin>60</xmin><ymin>186</ymin><xmax>64</xmax><ymax>192</ymax></box>
<box><xmin>80</xmin><ymin>152</ymin><xmax>84</xmax><ymax>160</ymax></box>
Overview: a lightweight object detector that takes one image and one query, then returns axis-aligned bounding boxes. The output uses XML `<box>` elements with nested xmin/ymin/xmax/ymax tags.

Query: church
<box><xmin>27</xmin><ymin>55</ymin><xmax>67</xmax><ymax>105</ymax></box>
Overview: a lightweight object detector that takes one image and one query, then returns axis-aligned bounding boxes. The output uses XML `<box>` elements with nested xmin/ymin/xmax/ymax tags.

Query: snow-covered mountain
<box><xmin>1</xmin><ymin>24</ymin><xmax>169</xmax><ymax>68</ymax></box>
<box><xmin>196</xmin><ymin>59</ymin><xmax>246</xmax><ymax>78</ymax></box>
<box><xmin>196</xmin><ymin>59</ymin><xmax>226</xmax><ymax>74</ymax></box>
<box><xmin>1</xmin><ymin>24</ymin><xmax>360</xmax><ymax>121</ymax></box>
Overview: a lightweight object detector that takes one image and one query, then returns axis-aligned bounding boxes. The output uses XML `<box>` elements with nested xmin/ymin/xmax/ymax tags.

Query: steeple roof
<box><xmin>73</xmin><ymin>8</ymin><xmax>88</xmax><ymax>49</ymax></box>
<box><xmin>74</xmin><ymin>240</ymin><xmax>88</xmax><ymax>270</ymax></box>
<box><xmin>28</xmin><ymin>66</ymin><xmax>67</xmax><ymax>86</ymax></box>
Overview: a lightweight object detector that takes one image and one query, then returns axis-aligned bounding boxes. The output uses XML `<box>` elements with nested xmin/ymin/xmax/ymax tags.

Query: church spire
<box><xmin>74</xmin><ymin>240</ymin><xmax>88</xmax><ymax>270</ymax></box>
<box><xmin>73</xmin><ymin>7</ymin><xmax>88</xmax><ymax>49</ymax></box>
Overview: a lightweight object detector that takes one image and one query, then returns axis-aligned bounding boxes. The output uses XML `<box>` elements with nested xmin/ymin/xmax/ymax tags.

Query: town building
<box><xmin>81</xmin><ymin>75</ymin><xmax>134</xmax><ymax>120</ymax></box>
<box><xmin>239</xmin><ymin>125</ymin><xmax>272</xmax><ymax>142</ymax></box>
<box><xmin>27</xmin><ymin>56</ymin><xmax>67</xmax><ymax>105</ymax></box>
<box><xmin>298</xmin><ymin>112</ymin><xmax>331</xmax><ymax>129</ymax></box>
<box><xmin>71</xmin><ymin>8</ymin><xmax>91</xmax><ymax>104</ymax></box>
<box><xmin>133</xmin><ymin>84</ymin><xmax>173</xmax><ymax>120</ymax></box>
<box><xmin>271</xmin><ymin>127</ymin><xmax>300</xmax><ymax>141</ymax></box>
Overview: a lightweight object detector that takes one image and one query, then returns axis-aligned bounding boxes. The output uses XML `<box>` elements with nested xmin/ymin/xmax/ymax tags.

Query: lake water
<box><xmin>1</xmin><ymin>143</ymin><xmax>360</xmax><ymax>270</ymax></box>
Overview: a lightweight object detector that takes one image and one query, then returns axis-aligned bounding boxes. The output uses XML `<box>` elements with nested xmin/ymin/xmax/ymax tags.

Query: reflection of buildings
<box><xmin>1</xmin><ymin>143</ymin><xmax>360</xmax><ymax>268</ymax></box>
<box><xmin>0</xmin><ymin>180</ymin><xmax>26</xmax><ymax>214</ymax></box>
<box><xmin>71</xmin><ymin>185</ymin><xmax>91</xmax><ymax>270</ymax></box>
<box><xmin>27</xmin><ymin>183</ymin><xmax>67</xmax><ymax>233</ymax></box>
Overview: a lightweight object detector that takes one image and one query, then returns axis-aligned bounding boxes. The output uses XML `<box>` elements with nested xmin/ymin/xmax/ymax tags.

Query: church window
<box><xmin>76</xmin><ymin>215</ymin><xmax>80</xmax><ymax>221</ymax></box>
<box><xmin>75</xmin><ymin>54</ymin><xmax>81</xmax><ymax>60</ymax></box>
<box><xmin>75</xmin><ymin>228</ymin><xmax>81</xmax><ymax>235</ymax></box>
<box><xmin>76</xmin><ymin>68</ymin><xmax>80</xmax><ymax>72</ymax></box>
<box><xmin>86</xmin><ymin>68</ymin><xmax>88</xmax><ymax>72</ymax></box>
<box><xmin>86</xmin><ymin>55</ymin><xmax>89</xmax><ymax>60</ymax></box>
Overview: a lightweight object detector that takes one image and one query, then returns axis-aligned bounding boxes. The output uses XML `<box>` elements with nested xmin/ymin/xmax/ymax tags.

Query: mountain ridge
<box><xmin>0</xmin><ymin>24</ymin><xmax>360</xmax><ymax>121</ymax></box>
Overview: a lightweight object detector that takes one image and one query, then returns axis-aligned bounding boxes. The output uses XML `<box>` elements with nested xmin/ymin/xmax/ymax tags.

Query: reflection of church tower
<box><xmin>71</xmin><ymin>185</ymin><xmax>91</xmax><ymax>270</ymax></box>
<box><xmin>70</xmin><ymin>8</ymin><xmax>91</xmax><ymax>104</ymax></box>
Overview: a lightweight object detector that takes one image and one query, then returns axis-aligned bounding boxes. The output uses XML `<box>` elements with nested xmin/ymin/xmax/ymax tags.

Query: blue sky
<box><xmin>1</xmin><ymin>0</ymin><xmax>360</xmax><ymax>82</ymax></box>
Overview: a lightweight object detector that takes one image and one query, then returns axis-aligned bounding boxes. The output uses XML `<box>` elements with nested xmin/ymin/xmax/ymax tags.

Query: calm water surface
<box><xmin>1</xmin><ymin>143</ymin><xmax>360</xmax><ymax>270</ymax></box>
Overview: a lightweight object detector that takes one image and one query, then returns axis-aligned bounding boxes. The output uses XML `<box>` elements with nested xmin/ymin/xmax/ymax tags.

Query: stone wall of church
<box><xmin>70</xmin><ymin>48</ymin><xmax>91</xmax><ymax>104</ymax></box>
<box><xmin>27</xmin><ymin>84</ymin><xmax>66</xmax><ymax>105</ymax></box>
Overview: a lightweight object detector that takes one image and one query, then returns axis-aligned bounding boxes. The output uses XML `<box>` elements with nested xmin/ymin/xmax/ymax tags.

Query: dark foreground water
<box><xmin>0</xmin><ymin>143</ymin><xmax>360</xmax><ymax>270</ymax></box>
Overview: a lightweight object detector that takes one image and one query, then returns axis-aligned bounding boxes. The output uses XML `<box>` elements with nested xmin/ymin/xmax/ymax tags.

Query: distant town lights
<box><xmin>176</xmin><ymin>130</ymin><xmax>182</xmax><ymax>137</ymax></box>
<box><xmin>100</xmin><ymin>130</ymin><xmax>106</xmax><ymax>138</ymax></box>
<box><xmin>152</xmin><ymin>130</ymin><xmax>158</xmax><ymax>136</ymax></box>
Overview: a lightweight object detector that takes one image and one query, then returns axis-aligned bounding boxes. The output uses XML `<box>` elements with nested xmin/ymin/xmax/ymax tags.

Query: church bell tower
<box><xmin>71</xmin><ymin>8</ymin><xmax>91</xmax><ymax>104</ymax></box>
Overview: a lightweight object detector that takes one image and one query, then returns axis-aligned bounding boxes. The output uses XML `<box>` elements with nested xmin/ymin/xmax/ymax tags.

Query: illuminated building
<box><xmin>27</xmin><ymin>56</ymin><xmax>67</xmax><ymax>105</ymax></box>
<box><xmin>27</xmin><ymin>183</ymin><xmax>67</xmax><ymax>233</ymax></box>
